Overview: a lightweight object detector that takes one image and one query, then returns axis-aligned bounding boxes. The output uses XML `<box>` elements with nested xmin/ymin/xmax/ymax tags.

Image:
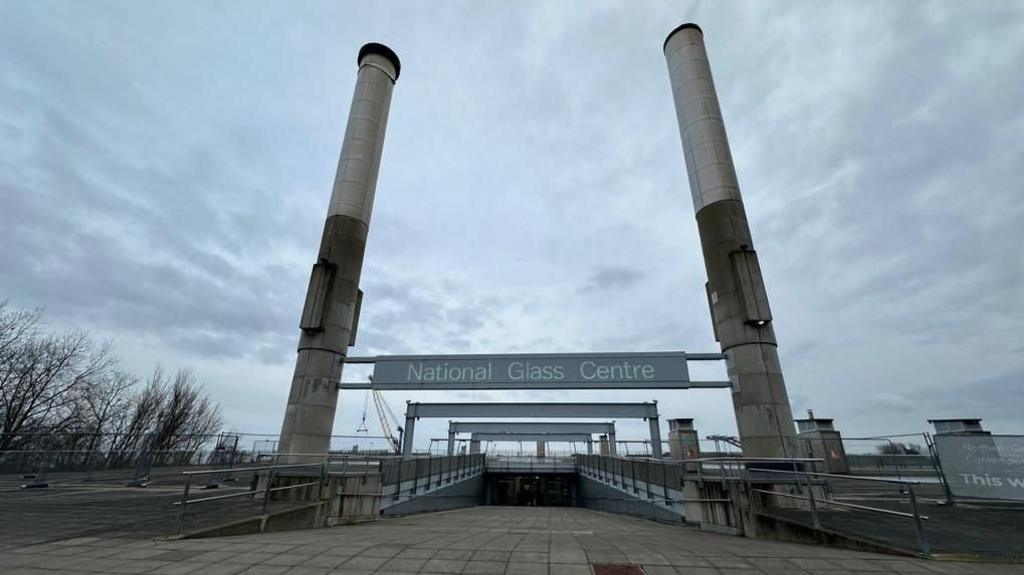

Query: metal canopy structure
<box><xmin>408</xmin><ymin>402</ymin><xmax>657</xmax><ymax>419</ymax></box>
<box><xmin>440</xmin><ymin>433</ymin><xmax>601</xmax><ymax>455</ymax></box>
<box><xmin>468</xmin><ymin>433</ymin><xmax>595</xmax><ymax>456</ymax></box>
<box><xmin>448</xmin><ymin>421</ymin><xmax>616</xmax><ymax>434</ymax></box>
<box><xmin>338</xmin><ymin>352</ymin><xmax>729</xmax><ymax>390</ymax></box>
<box><xmin>403</xmin><ymin>402</ymin><xmax>660</xmax><ymax>458</ymax></box>
<box><xmin>471</xmin><ymin>433</ymin><xmax>592</xmax><ymax>443</ymax></box>
<box><xmin>446</xmin><ymin>421</ymin><xmax>617</xmax><ymax>456</ymax></box>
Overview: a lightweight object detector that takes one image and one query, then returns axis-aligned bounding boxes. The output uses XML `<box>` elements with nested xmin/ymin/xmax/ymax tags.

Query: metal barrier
<box><xmin>380</xmin><ymin>453</ymin><xmax>486</xmax><ymax>506</ymax></box>
<box><xmin>172</xmin><ymin>454</ymin><xmax>388</xmax><ymax>533</ymax></box>
<box><xmin>679</xmin><ymin>457</ymin><xmax>932</xmax><ymax>555</ymax></box>
<box><xmin>486</xmin><ymin>456</ymin><xmax>575</xmax><ymax>473</ymax></box>
<box><xmin>171</xmin><ymin>453</ymin><xmax>487</xmax><ymax>534</ymax></box>
<box><xmin>575</xmin><ymin>454</ymin><xmax>932</xmax><ymax>553</ymax></box>
<box><xmin>0</xmin><ymin>431</ymin><xmax>395</xmax><ymax>488</ymax></box>
<box><xmin>747</xmin><ymin>468</ymin><xmax>931</xmax><ymax>555</ymax></box>
<box><xmin>174</xmin><ymin>461</ymin><xmax>328</xmax><ymax>535</ymax></box>
<box><xmin>574</xmin><ymin>454</ymin><xmax>693</xmax><ymax>520</ymax></box>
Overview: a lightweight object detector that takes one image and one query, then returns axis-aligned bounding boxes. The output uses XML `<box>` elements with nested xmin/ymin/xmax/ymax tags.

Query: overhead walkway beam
<box><xmin>403</xmin><ymin>402</ymin><xmax>660</xmax><ymax>458</ymax></box>
<box><xmin>446</xmin><ymin>421</ymin><xmax>617</xmax><ymax>455</ymax></box>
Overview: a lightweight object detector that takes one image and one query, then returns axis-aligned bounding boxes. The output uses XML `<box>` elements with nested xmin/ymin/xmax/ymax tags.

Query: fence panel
<box><xmin>932</xmin><ymin>434</ymin><xmax>1024</xmax><ymax>501</ymax></box>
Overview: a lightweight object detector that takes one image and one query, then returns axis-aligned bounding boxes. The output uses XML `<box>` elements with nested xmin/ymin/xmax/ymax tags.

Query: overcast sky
<box><xmin>2</xmin><ymin>1</ymin><xmax>1022</xmax><ymax>451</ymax></box>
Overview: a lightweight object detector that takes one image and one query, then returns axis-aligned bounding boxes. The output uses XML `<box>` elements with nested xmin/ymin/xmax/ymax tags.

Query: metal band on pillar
<box><xmin>277</xmin><ymin>43</ymin><xmax>401</xmax><ymax>459</ymax></box>
<box><xmin>663</xmin><ymin>24</ymin><xmax>798</xmax><ymax>458</ymax></box>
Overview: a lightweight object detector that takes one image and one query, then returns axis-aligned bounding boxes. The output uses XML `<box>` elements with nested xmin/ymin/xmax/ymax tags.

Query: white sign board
<box><xmin>934</xmin><ymin>435</ymin><xmax>1024</xmax><ymax>501</ymax></box>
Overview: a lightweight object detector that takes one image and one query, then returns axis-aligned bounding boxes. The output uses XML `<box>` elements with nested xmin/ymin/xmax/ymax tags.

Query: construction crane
<box><xmin>355</xmin><ymin>391</ymin><xmax>370</xmax><ymax>435</ymax></box>
<box><xmin>354</xmin><ymin>378</ymin><xmax>402</xmax><ymax>453</ymax></box>
<box><xmin>369</xmin><ymin>376</ymin><xmax>402</xmax><ymax>453</ymax></box>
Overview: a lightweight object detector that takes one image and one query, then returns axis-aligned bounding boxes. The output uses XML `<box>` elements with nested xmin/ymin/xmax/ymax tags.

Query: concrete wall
<box><xmin>382</xmin><ymin>474</ymin><xmax>484</xmax><ymax>516</ymax></box>
<box><xmin>577</xmin><ymin>475</ymin><xmax>682</xmax><ymax>522</ymax></box>
<box><xmin>325</xmin><ymin>473</ymin><xmax>382</xmax><ymax>525</ymax></box>
<box><xmin>575</xmin><ymin>455</ymin><xmax>686</xmax><ymax>521</ymax></box>
<box><xmin>379</xmin><ymin>454</ymin><xmax>486</xmax><ymax>516</ymax></box>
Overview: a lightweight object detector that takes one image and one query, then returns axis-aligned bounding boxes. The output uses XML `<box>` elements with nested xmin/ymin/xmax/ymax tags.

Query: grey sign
<box><xmin>933</xmin><ymin>434</ymin><xmax>1024</xmax><ymax>502</ymax></box>
<box><xmin>369</xmin><ymin>352</ymin><xmax>690</xmax><ymax>389</ymax></box>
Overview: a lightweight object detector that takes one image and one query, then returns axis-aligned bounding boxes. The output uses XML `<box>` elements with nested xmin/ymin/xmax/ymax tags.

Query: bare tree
<box><xmin>152</xmin><ymin>368</ymin><xmax>223</xmax><ymax>463</ymax></box>
<box><xmin>876</xmin><ymin>442</ymin><xmax>923</xmax><ymax>455</ymax></box>
<box><xmin>0</xmin><ymin>303</ymin><xmax>225</xmax><ymax>471</ymax></box>
<box><xmin>107</xmin><ymin>366</ymin><xmax>224</xmax><ymax>465</ymax></box>
<box><xmin>0</xmin><ymin>303</ymin><xmax>114</xmax><ymax>451</ymax></box>
<box><xmin>66</xmin><ymin>369</ymin><xmax>137</xmax><ymax>463</ymax></box>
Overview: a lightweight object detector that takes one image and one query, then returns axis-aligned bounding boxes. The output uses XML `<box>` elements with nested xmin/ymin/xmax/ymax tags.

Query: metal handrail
<box><xmin>175</xmin><ymin>461</ymin><xmax>330</xmax><ymax>534</ymax></box>
<box><xmin>574</xmin><ymin>453</ymin><xmax>930</xmax><ymax>555</ymax></box>
<box><xmin>747</xmin><ymin>467</ymin><xmax>931</xmax><ymax>555</ymax></box>
<box><xmin>688</xmin><ymin>456</ymin><xmax>824</xmax><ymax>463</ymax></box>
<box><xmin>173</xmin><ymin>489</ymin><xmax>264</xmax><ymax>506</ymax></box>
<box><xmin>750</xmin><ymin>489</ymin><xmax>929</xmax><ymax>520</ymax></box>
<box><xmin>173</xmin><ymin>453</ymin><xmax>486</xmax><ymax>534</ymax></box>
<box><xmin>181</xmin><ymin>462</ymin><xmax>323</xmax><ymax>476</ymax></box>
<box><xmin>751</xmin><ymin>468</ymin><xmax>921</xmax><ymax>485</ymax></box>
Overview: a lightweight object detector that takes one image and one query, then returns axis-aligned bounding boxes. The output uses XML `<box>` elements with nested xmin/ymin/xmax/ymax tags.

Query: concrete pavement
<box><xmin>1</xmin><ymin>506</ymin><xmax>1021</xmax><ymax>574</ymax></box>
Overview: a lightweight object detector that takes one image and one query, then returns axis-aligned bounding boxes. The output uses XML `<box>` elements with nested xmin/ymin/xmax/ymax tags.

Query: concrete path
<box><xmin>1</xmin><ymin>506</ymin><xmax>1022</xmax><ymax>574</ymax></box>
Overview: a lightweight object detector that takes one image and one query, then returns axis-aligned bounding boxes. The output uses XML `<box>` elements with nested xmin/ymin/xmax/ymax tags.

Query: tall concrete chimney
<box><xmin>663</xmin><ymin>24</ymin><xmax>798</xmax><ymax>458</ymax></box>
<box><xmin>277</xmin><ymin>43</ymin><xmax>400</xmax><ymax>459</ymax></box>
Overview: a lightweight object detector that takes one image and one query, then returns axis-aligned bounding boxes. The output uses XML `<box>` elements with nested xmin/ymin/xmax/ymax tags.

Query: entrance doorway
<box><xmin>486</xmin><ymin>473</ymin><xmax>577</xmax><ymax>507</ymax></box>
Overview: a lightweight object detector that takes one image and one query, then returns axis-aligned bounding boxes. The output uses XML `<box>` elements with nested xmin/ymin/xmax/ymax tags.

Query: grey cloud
<box><xmin>579</xmin><ymin>265</ymin><xmax>646</xmax><ymax>293</ymax></box>
<box><xmin>2</xmin><ymin>1</ymin><xmax>1023</xmax><ymax>440</ymax></box>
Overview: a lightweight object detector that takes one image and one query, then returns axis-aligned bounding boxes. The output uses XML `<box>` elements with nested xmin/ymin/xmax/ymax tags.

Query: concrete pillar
<box><xmin>586</xmin><ymin>440</ymin><xmax>593</xmax><ymax>454</ymax></box>
<box><xmin>598</xmin><ymin>435</ymin><xmax>609</xmax><ymax>455</ymax></box>
<box><xmin>277</xmin><ymin>43</ymin><xmax>401</xmax><ymax>460</ymax></box>
<box><xmin>536</xmin><ymin>442</ymin><xmax>546</xmax><ymax>458</ymax></box>
<box><xmin>795</xmin><ymin>414</ymin><xmax>848</xmax><ymax>473</ymax></box>
<box><xmin>469</xmin><ymin>439</ymin><xmax>481</xmax><ymax>454</ymax></box>
<box><xmin>663</xmin><ymin>24</ymin><xmax>798</xmax><ymax>459</ymax></box>
<box><xmin>648</xmin><ymin>417</ymin><xmax>663</xmax><ymax>459</ymax></box>
<box><xmin>668</xmin><ymin>418</ymin><xmax>701</xmax><ymax>460</ymax></box>
<box><xmin>607</xmin><ymin>431</ymin><xmax>618</xmax><ymax>456</ymax></box>
<box><xmin>928</xmin><ymin>418</ymin><xmax>988</xmax><ymax>436</ymax></box>
<box><xmin>447</xmin><ymin>429</ymin><xmax>456</xmax><ymax>456</ymax></box>
<box><xmin>401</xmin><ymin>415</ymin><xmax>416</xmax><ymax>456</ymax></box>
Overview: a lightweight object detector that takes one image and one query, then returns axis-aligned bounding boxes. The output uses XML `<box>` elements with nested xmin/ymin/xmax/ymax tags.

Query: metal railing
<box><xmin>381</xmin><ymin>453</ymin><xmax>486</xmax><ymax>504</ymax></box>
<box><xmin>574</xmin><ymin>454</ymin><xmax>934</xmax><ymax>554</ymax></box>
<box><xmin>746</xmin><ymin>468</ymin><xmax>931</xmax><ymax>555</ymax></box>
<box><xmin>171</xmin><ymin>452</ymin><xmax>489</xmax><ymax>534</ymax></box>
<box><xmin>486</xmin><ymin>455</ymin><xmax>575</xmax><ymax>473</ymax></box>
<box><xmin>0</xmin><ymin>431</ymin><xmax>396</xmax><ymax>488</ymax></box>
<box><xmin>172</xmin><ymin>454</ymin><xmax>388</xmax><ymax>534</ymax></box>
<box><xmin>174</xmin><ymin>461</ymin><xmax>329</xmax><ymax>535</ymax></box>
<box><xmin>678</xmin><ymin>456</ymin><xmax>933</xmax><ymax>554</ymax></box>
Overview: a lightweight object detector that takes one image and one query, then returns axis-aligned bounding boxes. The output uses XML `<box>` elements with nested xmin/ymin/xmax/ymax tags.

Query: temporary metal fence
<box><xmin>0</xmin><ymin>431</ymin><xmax>395</xmax><ymax>488</ymax></box>
<box><xmin>840</xmin><ymin>434</ymin><xmax>938</xmax><ymax>475</ymax></box>
<box><xmin>925</xmin><ymin>432</ymin><xmax>1024</xmax><ymax>503</ymax></box>
<box><xmin>428</xmin><ymin>438</ymin><xmax>742</xmax><ymax>459</ymax></box>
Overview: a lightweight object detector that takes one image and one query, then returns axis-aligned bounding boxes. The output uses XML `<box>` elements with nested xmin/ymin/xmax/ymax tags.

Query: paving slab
<box><xmin>0</xmin><ymin>506</ymin><xmax>1023</xmax><ymax>574</ymax></box>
